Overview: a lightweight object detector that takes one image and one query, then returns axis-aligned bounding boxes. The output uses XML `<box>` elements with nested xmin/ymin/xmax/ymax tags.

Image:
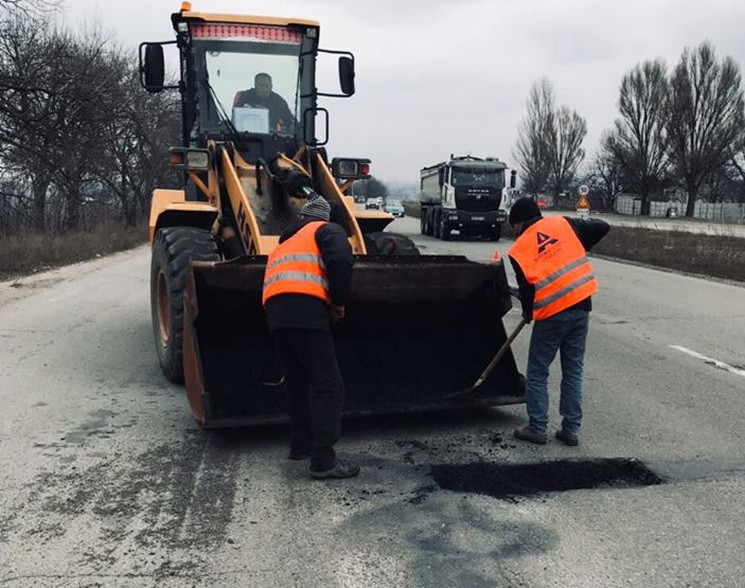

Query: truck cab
<box><xmin>420</xmin><ymin>156</ymin><xmax>513</xmax><ymax>241</ymax></box>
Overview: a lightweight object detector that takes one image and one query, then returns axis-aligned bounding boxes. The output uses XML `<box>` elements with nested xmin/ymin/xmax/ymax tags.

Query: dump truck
<box><xmin>140</xmin><ymin>3</ymin><xmax>525</xmax><ymax>427</ymax></box>
<box><xmin>420</xmin><ymin>155</ymin><xmax>516</xmax><ymax>241</ymax></box>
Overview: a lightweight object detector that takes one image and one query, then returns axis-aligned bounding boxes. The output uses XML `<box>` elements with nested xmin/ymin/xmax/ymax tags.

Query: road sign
<box><xmin>576</xmin><ymin>189</ymin><xmax>590</xmax><ymax>219</ymax></box>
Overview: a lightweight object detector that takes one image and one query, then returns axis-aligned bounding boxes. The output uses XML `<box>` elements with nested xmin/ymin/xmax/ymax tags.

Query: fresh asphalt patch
<box><xmin>431</xmin><ymin>458</ymin><xmax>664</xmax><ymax>499</ymax></box>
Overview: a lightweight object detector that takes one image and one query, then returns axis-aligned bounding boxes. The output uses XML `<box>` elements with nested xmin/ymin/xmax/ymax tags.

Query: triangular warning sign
<box><xmin>577</xmin><ymin>195</ymin><xmax>590</xmax><ymax>209</ymax></box>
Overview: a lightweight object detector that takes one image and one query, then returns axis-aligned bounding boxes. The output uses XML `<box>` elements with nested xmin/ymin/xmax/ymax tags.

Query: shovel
<box><xmin>444</xmin><ymin>316</ymin><xmax>528</xmax><ymax>399</ymax></box>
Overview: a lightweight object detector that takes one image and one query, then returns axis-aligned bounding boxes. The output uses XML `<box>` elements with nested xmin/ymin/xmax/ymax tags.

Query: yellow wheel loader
<box><xmin>141</xmin><ymin>3</ymin><xmax>525</xmax><ymax>427</ymax></box>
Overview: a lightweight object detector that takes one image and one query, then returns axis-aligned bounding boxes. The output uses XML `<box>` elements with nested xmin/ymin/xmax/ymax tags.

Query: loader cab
<box><xmin>177</xmin><ymin>17</ymin><xmax>318</xmax><ymax>163</ymax></box>
<box><xmin>141</xmin><ymin>8</ymin><xmax>355</xmax><ymax>164</ymax></box>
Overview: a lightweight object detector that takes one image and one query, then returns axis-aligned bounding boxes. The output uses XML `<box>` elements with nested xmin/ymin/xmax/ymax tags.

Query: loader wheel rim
<box><xmin>156</xmin><ymin>269</ymin><xmax>170</xmax><ymax>346</ymax></box>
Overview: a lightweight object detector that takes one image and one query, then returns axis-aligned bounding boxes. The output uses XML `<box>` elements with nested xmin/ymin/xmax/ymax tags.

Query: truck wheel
<box><xmin>489</xmin><ymin>225</ymin><xmax>502</xmax><ymax>242</ymax></box>
<box><xmin>440</xmin><ymin>218</ymin><xmax>451</xmax><ymax>241</ymax></box>
<box><xmin>150</xmin><ymin>227</ymin><xmax>219</xmax><ymax>383</ymax></box>
<box><xmin>433</xmin><ymin>210</ymin><xmax>442</xmax><ymax>239</ymax></box>
<box><xmin>426</xmin><ymin>209</ymin><xmax>435</xmax><ymax>236</ymax></box>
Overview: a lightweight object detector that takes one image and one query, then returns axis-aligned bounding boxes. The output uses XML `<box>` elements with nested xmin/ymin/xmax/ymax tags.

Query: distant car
<box><xmin>384</xmin><ymin>200</ymin><xmax>405</xmax><ymax>217</ymax></box>
<box><xmin>365</xmin><ymin>199</ymin><xmax>381</xmax><ymax>210</ymax></box>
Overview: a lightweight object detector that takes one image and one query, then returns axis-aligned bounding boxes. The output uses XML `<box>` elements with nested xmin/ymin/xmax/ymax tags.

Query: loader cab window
<box><xmin>188</xmin><ymin>23</ymin><xmax>316</xmax><ymax>146</ymax></box>
<box><xmin>451</xmin><ymin>168</ymin><xmax>505</xmax><ymax>189</ymax></box>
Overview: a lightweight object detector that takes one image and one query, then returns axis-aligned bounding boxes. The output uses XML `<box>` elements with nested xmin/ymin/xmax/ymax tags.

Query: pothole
<box><xmin>432</xmin><ymin>458</ymin><xmax>663</xmax><ymax>499</ymax></box>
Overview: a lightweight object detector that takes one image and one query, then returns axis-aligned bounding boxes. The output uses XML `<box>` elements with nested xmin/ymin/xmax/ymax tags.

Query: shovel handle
<box><xmin>472</xmin><ymin>318</ymin><xmax>528</xmax><ymax>387</ymax></box>
<box><xmin>443</xmin><ymin>317</ymin><xmax>528</xmax><ymax>399</ymax></box>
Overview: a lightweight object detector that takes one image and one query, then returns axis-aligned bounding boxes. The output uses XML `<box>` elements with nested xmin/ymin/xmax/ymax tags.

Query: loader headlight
<box><xmin>331</xmin><ymin>158</ymin><xmax>371</xmax><ymax>180</ymax></box>
<box><xmin>169</xmin><ymin>148</ymin><xmax>211</xmax><ymax>171</ymax></box>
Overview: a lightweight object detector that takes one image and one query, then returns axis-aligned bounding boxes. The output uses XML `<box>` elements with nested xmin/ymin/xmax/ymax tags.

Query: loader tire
<box><xmin>364</xmin><ymin>232</ymin><xmax>420</xmax><ymax>255</ymax></box>
<box><xmin>151</xmin><ymin>227</ymin><xmax>219</xmax><ymax>384</ymax></box>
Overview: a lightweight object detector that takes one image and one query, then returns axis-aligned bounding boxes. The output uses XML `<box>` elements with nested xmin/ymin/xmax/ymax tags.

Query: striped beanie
<box><xmin>300</xmin><ymin>194</ymin><xmax>331</xmax><ymax>221</ymax></box>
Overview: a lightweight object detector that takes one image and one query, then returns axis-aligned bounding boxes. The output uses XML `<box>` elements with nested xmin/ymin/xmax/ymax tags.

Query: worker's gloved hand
<box><xmin>299</xmin><ymin>186</ymin><xmax>320</xmax><ymax>200</ymax></box>
<box><xmin>329</xmin><ymin>304</ymin><xmax>345</xmax><ymax>322</ymax></box>
<box><xmin>522</xmin><ymin>312</ymin><xmax>532</xmax><ymax>325</ymax></box>
<box><xmin>270</xmin><ymin>161</ymin><xmax>313</xmax><ymax>198</ymax></box>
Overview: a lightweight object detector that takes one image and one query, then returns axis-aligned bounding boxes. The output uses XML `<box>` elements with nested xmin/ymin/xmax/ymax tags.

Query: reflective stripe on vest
<box><xmin>508</xmin><ymin>216</ymin><xmax>598</xmax><ymax>320</ymax></box>
<box><xmin>262</xmin><ymin>221</ymin><xmax>330</xmax><ymax>305</ymax></box>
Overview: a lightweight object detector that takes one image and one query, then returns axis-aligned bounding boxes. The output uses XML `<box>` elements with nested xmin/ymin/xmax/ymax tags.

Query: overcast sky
<box><xmin>60</xmin><ymin>0</ymin><xmax>745</xmax><ymax>184</ymax></box>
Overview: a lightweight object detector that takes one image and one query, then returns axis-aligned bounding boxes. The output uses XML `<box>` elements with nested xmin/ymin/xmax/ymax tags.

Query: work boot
<box><xmin>288</xmin><ymin>448</ymin><xmax>311</xmax><ymax>460</ymax></box>
<box><xmin>309</xmin><ymin>459</ymin><xmax>360</xmax><ymax>480</ymax></box>
<box><xmin>555</xmin><ymin>429</ymin><xmax>579</xmax><ymax>447</ymax></box>
<box><xmin>513</xmin><ymin>426</ymin><xmax>548</xmax><ymax>445</ymax></box>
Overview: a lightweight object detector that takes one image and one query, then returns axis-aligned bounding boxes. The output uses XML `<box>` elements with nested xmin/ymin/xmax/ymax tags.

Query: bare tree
<box><xmin>546</xmin><ymin>105</ymin><xmax>587</xmax><ymax>198</ymax></box>
<box><xmin>603</xmin><ymin>59</ymin><xmax>669</xmax><ymax>215</ymax></box>
<box><xmin>725</xmin><ymin>132</ymin><xmax>745</xmax><ymax>203</ymax></box>
<box><xmin>513</xmin><ymin>79</ymin><xmax>586</xmax><ymax>199</ymax></box>
<box><xmin>0</xmin><ymin>15</ymin><xmax>179</xmax><ymax>233</ymax></box>
<box><xmin>96</xmin><ymin>57</ymin><xmax>180</xmax><ymax>226</ymax></box>
<box><xmin>0</xmin><ymin>16</ymin><xmax>57</xmax><ymax>229</ymax></box>
<box><xmin>0</xmin><ymin>0</ymin><xmax>60</xmax><ymax>21</ymax></box>
<box><xmin>667</xmin><ymin>42</ymin><xmax>745</xmax><ymax>217</ymax></box>
<box><xmin>513</xmin><ymin>79</ymin><xmax>553</xmax><ymax>196</ymax></box>
<box><xmin>590</xmin><ymin>139</ymin><xmax>626</xmax><ymax>210</ymax></box>
<box><xmin>23</xmin><ymin>26</ymin><xmax>121</xmax><ymax>231</ymax></box>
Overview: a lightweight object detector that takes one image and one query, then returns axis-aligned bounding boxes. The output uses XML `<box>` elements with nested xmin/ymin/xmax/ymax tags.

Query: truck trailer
<box><xmin>420</xmin><ymin>155</ymin><xmax>515</xmax><ymax>241</ymax></box>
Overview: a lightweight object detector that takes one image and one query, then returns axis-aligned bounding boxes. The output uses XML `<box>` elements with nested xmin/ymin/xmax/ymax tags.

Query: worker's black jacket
<box><xmin>264</xmin><ymin>218</ymin><xmax>353</xmax><ymax>332</ymax></box>
<box><xmin>510</xmin><ymin>216</ymin><xmax>610</xmax><ymax>318</ymax></box>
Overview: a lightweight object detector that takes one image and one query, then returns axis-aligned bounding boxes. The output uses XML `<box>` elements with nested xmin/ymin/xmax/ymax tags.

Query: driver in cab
<box><xmin>233</xmin><ymin>72</ymin><xmax>294</xmax><ymax>133</ymax></box>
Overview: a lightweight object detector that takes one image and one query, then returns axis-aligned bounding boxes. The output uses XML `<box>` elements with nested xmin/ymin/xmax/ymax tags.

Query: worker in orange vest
<box><xmin>263</xmin><ymin>192</ymin><xmax>358</xmax><ymax>479</ymax></box>
<box><xmin>508</xmin><ymin>197</ymin><xmax>609</xmax><ymax>446</ymax></box>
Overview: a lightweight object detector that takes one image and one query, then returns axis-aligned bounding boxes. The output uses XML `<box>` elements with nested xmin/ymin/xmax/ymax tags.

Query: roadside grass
<box><xmin>592</xmin><ymin>226</ymin><xmax>745</xmax><ymax>283</ymax></box>
<box><xmin>0</xmin><ymin>223</ymin><xmax>147</xmax><ymax>282</ymax></box>
<box><xmin>3</xmin><ymin>213</ymin><xmax>743</xmax><ymax>284</ymax></box>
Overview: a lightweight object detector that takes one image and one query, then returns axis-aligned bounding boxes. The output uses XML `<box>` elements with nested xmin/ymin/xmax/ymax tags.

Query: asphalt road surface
<box><xmin>1</xmin><ymin>216</ymin><xmax>744</xmax><ymax>587</ymax></box>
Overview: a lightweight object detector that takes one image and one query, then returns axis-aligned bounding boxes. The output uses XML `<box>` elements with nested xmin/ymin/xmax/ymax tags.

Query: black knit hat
<box><xmin>509</xmin><ymin>197</ymin><xmax>542</xmax><ymax>226</ymax></box>
<box><xmin>300</xmin><ymin>194</ymin><xmax>331</xmax><ymax>221</ymax></box>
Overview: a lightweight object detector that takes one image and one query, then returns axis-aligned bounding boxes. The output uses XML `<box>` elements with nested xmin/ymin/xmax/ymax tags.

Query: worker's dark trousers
<box><xmin>273</xmin><ymin>328</ymin><xmax>345</xmax><ymax>471</ymax></box>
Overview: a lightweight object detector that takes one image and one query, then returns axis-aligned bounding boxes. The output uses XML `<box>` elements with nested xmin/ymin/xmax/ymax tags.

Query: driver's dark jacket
<box><xmin>234</xmin><ymin>89</ymin><xmax>294</xmax><ymax>130</ymax></box>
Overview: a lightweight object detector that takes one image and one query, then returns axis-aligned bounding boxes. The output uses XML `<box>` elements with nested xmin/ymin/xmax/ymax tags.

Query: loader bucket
<box><xmin>182</xmin><ymin>255</ymin><xmax>525</xmax><ymax>428</ymax></box>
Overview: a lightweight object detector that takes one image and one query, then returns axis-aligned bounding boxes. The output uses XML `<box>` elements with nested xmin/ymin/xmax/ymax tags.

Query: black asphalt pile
<box><xmin>431</xmin><ymin>458</ymin><xmax>663</xmax><ymax>499</ymax></box>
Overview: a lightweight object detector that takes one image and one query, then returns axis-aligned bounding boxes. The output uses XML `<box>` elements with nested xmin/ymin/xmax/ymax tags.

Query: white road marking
<box><xmin>669</xmin><ymin>345</ymin><xmax>745</xmax><ymax>378</ymax></box>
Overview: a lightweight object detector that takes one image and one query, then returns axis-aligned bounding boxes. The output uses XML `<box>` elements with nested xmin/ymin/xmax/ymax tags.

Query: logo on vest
<box><xmin>537</xmin><ymin>231</ymin><xmax>559</xmax><ymax>254</ymax></box>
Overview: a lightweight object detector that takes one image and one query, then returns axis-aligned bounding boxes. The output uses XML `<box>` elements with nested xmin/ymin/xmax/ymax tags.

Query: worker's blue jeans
<box><xmin>525</xmin><ymin>307</ymin><xmax>590</xmax><ymax>436</ymax></box>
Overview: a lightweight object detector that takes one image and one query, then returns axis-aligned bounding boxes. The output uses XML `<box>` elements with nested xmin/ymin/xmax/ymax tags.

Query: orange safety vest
<box><xmin>262</xmin><ymin>221</ymin><xmax>331</xmax><ymax>306</ymax></box>
<box><xmin>508</xmin><ymin>216</ymin><xmax>598</xmax><ymax>321</ymax></box>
